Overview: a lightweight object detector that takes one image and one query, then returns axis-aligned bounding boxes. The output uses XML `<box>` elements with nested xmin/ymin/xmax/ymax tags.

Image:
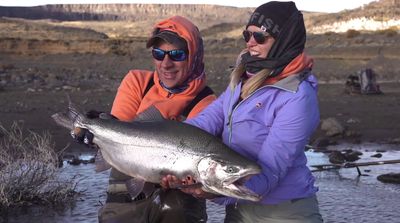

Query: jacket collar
<box><xmin>271</xmin><ymin>69</ymin><xmax>310</xmax><ymax>93</ymax></box>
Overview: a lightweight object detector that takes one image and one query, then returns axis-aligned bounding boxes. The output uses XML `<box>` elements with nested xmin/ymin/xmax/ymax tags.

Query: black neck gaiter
<box><xmin>241</xmin><ymin>11</ymin><xmax>306</xmax><ymax>77</ymax></box>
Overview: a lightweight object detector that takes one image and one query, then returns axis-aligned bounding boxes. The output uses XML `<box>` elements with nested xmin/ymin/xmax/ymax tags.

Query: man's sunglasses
<box><xmin>242</xmin><ymin>30</ymin><xmax>271</xmax><ymax>44</ymax></box>
<box><xmin>152</xmin><ymin>48</ymin><xmax>187</xmax><ymax>62</ymax></box>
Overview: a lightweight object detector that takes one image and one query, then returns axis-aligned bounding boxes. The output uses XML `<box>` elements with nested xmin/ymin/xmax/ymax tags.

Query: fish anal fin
<box><xmin>125</xmin><ymin>178</ymin><xmax>146</xmax><ymax>199</ymax></box>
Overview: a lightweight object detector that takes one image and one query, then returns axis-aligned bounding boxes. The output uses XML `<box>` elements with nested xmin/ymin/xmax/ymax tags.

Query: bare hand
<box><xmin>160</xmin><ymin>174</ymin><xmax>218</xmax><ymax>199</ymax></box>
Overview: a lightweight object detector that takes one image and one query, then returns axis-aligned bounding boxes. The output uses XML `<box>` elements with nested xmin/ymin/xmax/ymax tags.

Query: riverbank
<box><xmin>0</xmin><ymin>82</ymin><xmax>399</xmax><ymax>154</ymax></box>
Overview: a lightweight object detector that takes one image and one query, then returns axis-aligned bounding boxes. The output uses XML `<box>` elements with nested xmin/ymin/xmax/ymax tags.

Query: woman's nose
<box><xmin>246</xmin><ymin>36</ymin><xmax>258</xmax><ymax>46</ymax></box>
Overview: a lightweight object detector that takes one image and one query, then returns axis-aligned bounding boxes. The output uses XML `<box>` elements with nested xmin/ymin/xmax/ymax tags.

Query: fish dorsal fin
<box><xmin>95</xmin><ymin>150</ymin><xmax>112</xmax><ymax>172</ymax></box>
<box><xmin>134</xmin><ymin>105</ymin><xmax>165</xmax><ymax>122</ymax></box>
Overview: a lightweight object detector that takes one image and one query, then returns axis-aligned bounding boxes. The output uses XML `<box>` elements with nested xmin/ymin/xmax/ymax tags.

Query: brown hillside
<box><xmin>0</xmin><ymin>4</ymin><xmax>252</xmax><ymax>30</ymax></box>
<box><xmin>308</xmin><ymin>0</ymin><xmax>400</xmax><ymax>27</ymax></box>
<box><xmin>0</xmin><ymin>2</ymin><xmax>400</xmax><ymax>149</ymax></box>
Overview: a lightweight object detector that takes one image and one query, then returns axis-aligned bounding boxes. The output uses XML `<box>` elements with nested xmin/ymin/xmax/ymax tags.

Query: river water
<box><xmin>5</xmin><ymin>143</ymin><xmax>400</xmax><ymax>223</ymax></box>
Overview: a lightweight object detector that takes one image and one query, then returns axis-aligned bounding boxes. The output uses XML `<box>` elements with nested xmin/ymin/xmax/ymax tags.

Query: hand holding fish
<box><xmin>70</xmin><ymin>110</ymin><xmax>117</xmax><ymax>146</ymax></box>
<box><xmin>161</xmin><ymin>174</ymin><xmax>218</xmax><ymax>199</ymax></box>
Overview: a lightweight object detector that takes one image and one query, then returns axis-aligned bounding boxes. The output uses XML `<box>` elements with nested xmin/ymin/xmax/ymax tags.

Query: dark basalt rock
<box><xmin>377</xmin><ymin>173</ymin><xmax>400</xmax><ymax>184</ymax></box>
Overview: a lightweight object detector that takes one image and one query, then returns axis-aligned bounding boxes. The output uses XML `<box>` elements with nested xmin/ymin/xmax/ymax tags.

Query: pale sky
<box><xmin>0</xmin><ymin>0</ymin><xmax>378</xmax><ymax>13</ymax></box>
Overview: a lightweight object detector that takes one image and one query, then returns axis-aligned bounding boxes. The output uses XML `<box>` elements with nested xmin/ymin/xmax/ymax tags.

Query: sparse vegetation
<box><xmin>377</xmin><ymin>27</ymin><xmax>398</xmax><ymax>37</ymax></box>
<box><xmin>346</xmin><ymin>29</ymin><xmax>361</xmax><ymax>38</ymax></box>
<box><xmin>324</xmin><ymin>31</ymin><xmax>335</xmax><ymax>36</ymax></box>
<box><xmin>0</xmin><ymin>122</ymin><xmax>77</xmax><ymax>213</ymax></box>
<box><xmin>0</xmin><ymin>63</ymin><xmax>15</xmax><ymax>71</ymax></box>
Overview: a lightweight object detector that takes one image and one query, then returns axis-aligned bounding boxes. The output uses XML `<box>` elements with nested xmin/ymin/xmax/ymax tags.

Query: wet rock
<box><xmin>329</xmin><ymin>151</ymin><xmax>347</xmax><ymax>164</ymax></box>
<box><xmin>328</xmin><ymin>150</ymin><xmax>362</xmax><ymax>163</ymax></box>
<box><xmin>343</xmin><ymin>149</ymin><xmax>363</xmax><ymax>156</ymax></box>
<box><xmin>321</xmin><ymin>117</ymin><xmax>345</xmax><ymax>137</ymax></box>
<box><xmin>82</xmin><ymin>160</ymin><xmax>89</xmax><ymax>164</ymax></box>
<box><xmin>371</xmin><ymin>153</ymin><xmax>383</xmax><ymax>158</ymax></box>
<box><xmin>344</xmin><ymin>151</ymin><xmax>362</xmax><ymax>162</ymax></box>
<box><xmin>377</xmin><ymin>173</ymin><xmax>400</xmax><ymax>184</ymax></box>
<box><xmin>68</xmin><ymin>157</ymin><xmax>82</xmax><ymax>165</ymax></box>
<box><xmin>88</xmin><ymin>157</ymin><xmax>95</xmax><ymax>163</ymax></box>
<box><xmin>63</xmin><ymin>154</ymin><xmax>76</xmax><ymax>160</ymax></box>
<box><xmin>310</xmin><ymin>137</ymin><xmax>339</xmax><ymax>152</ymax></box>
<box><xmin>344</xmin><ymin>129</ymin><xmax>361</xmax><ymax>138</ymax></box>
<box><xmin>346</xmin><ymin>118</ymin><xmax>360</xmax><ymax>124</ymax></box>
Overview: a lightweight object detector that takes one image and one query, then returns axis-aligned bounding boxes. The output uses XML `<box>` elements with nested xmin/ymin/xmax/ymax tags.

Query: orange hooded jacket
<box><xmin>111</xmin><ymin>16</ymin><xmax>216</xmax><ymax>122</ymax></box>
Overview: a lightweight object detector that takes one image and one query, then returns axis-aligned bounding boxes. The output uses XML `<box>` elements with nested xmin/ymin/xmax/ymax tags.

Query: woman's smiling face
<box><xmin>245</xmin><ymin>25</ymin><xmax>276</xmax><ymax>59</ymax></box>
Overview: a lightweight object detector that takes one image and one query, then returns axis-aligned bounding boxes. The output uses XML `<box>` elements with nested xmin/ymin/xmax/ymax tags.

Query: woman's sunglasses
<box><xmin>242</xmin><ymin>30</ymin><xmax>271</xmax><ymax>44</ymax></box>
<box><xmin>152</xmin><ymin>48</ymin><xmax>187</xmax><ymax>62</ymax></box>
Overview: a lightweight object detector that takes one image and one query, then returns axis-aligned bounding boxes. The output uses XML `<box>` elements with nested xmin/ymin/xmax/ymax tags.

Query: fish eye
<box><xmin>225</xmin><ymin>166</ymin><xmax>239</xmax><ymax>173</ymax></box>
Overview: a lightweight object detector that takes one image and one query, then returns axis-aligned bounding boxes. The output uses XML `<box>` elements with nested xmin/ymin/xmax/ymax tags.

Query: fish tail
<box><xmin>51</xmin><ymin>95</ymin><xmax>86</xmax><ymax>130</ymax></box>
<box><xmin>67</xmin><ymin>99</ymin><xmax>85</xmax><ymax>126</ymax></box>
<box><xmin>51</xmin><ymin>112</ymin><xmax>74</xmax><ymax>130</ymax></box>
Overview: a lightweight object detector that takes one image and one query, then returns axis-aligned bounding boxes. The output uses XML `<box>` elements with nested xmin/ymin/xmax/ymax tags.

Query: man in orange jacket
<box><xmin>98</xmin><ymin>16</ymin><xmax>216</xmax><ymax>223</ymax></box>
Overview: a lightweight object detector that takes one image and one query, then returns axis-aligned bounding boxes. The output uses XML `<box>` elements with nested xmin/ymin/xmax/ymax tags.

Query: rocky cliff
<box><xmin>1</xmin><ymin>0</ymin><xmax>399</xmax><ymax>33</ymax></box>
<box><xmin>0</xmin><ymin>4</ymin><xmax>252</xmax><ymax>29</ymax></box>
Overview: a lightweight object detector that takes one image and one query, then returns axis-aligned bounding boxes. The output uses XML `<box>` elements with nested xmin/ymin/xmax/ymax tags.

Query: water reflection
<box><xmin>5</xmin><ymin>143</ymin><xmax>400</xmax><ymax>223</ymax></box>
<box><xmin>309</xmin><ymin>144</ymin><xmax>400</xmax><ymax>223</ymax></box>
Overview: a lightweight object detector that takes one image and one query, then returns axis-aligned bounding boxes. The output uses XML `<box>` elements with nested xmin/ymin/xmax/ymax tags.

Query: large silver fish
<box><xmin>52</xmin><ymin>103</ymin><xmax>261</xmax><ymax>202</ymax></box>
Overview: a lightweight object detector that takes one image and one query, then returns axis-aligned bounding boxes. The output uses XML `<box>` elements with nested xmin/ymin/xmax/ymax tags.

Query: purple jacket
<box><xmin>186</xmin><ymin>71</ymin><xmax>320</xmax><ymax>205</ymax></box>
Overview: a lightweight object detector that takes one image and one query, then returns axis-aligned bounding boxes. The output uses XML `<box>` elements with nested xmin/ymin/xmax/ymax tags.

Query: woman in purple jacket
<box><xmin>163</xmin><ymin>1</ymin><xmax>323</xmax><ymax>222</ymax></box>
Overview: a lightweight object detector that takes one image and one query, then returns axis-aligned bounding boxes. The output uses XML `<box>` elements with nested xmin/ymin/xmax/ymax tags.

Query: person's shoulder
<box><xmin>121</xmin><ymin>70</ymin><xmax>154</xmax><ymax>88</ymax></box>
<box><xmin>124</xmin><ymin>69</ymin><xmax>153</xmax><ymax>81</ymax></box>
<box><xmin>297</xmin><ymin>74</ymin><xmax>318</xmax><ymax>94</ymax></box>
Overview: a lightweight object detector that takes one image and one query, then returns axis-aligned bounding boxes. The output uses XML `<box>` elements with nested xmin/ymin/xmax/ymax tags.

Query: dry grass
<box><xmin>346</xmin><ymin>29</ymin><xmax>361</xmax><ymax>38</ymax></box>
<box><xmin>377</xmin><ymin>27</ymin><xmax>398</xmax><ymax>37</ymax></box>
<box><xmin>0</xmin><ymin>122</ymin><xmax>77</xmax><ymax>212</ymax></box>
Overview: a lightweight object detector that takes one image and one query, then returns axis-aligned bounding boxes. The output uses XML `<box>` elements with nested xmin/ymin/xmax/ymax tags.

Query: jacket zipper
<box><xmin>227</xmin><ymin>84</ymin><xmax>279</xmax><ymax>144</ymax></box>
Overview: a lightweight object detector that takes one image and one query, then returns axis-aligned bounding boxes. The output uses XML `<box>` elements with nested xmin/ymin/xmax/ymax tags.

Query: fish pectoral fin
<box><xmin>95</xmin><ymin>150</ymin><xmax>112</xmax><ymax>172</ymax></box>
<box><xmin>125</xmin><ymin>178</ymin><xmax>146</xmax><ymax>199</ymax></box>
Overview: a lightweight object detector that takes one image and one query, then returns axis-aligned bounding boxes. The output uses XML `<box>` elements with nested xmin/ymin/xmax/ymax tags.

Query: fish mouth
<box><xmin>222</xmin><ymin>169</ymin><xmax>261</xmax><ymax>202</ymax></box>
<box><xmin>197</xmin><ymin>157</ymin><xmax>262</xmax><ymax>201</ymax></box>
